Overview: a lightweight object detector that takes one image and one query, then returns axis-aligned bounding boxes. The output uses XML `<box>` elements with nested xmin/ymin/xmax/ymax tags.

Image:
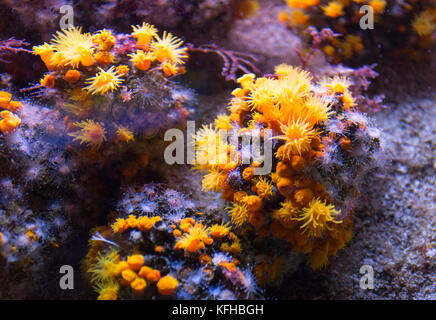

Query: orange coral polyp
<box><xmin>152</xmin><ymin>31</ymin><xmax>188</xmax><ymax>65</ymax></box>
<box><xmin>0</xmin><ymin>110</ymin><xmax>21</xmax><ymax>134</ymax></box>
<box><xmin>186</xmin><ymin>238</ymin><xmax>204</xmax><ymax>252</ymax></box>
<box><xmin>32</xmin><ymin>43</ymin><xmax>57</xmax><ymax>70</ymax></box>
<box><xmin>115</xmin><ymin>65</ymin><xmax>130</xmax><ymax>76</ymax></box>
<box><xmin>237</xmin><ymin>73</ymin><xmax>255</xmax><ymax>91</ymax></box>
<box><xmin>80</xmin><ymin>51</ymin><xmax>96</xmax><ymax>67</ymax></box>
<box><xmin>322</xmin><ymin>1</ymin><xmax>344</xmax><ymax>18</ymax></box>
<box><xmin>162</xmin><ymin>62</ymin><xmax>179</xmax><ymax>77</ymax></box>
<box><xmin>219</xmin><ymin>261</ymin><xmax>237</xmax><ymax>272</ymax></box>
<box><xmin>40</xmin><ymin>74</ymin><xmax>55</xmax><ymax>88</ymax></box>
<box><xmin>93</xmin><ymin>29</ymin><xmax>116</xmax><ymax>51</ymax></box>
<box><xmin>145</xmin><ymin>269</ymin><xmax>161</xmax><ymax>283</ymax></box>
<box><xmin>286</xmin><ymin>0</ymin><xmax>319</xmax><ymax>9</ymax></box>
<box><xmin>112</xmin><ymin>218</ymin><xmax>128</xmax><ymax>233</ymax></box>
<box><xmin>130</xmin><ymin>277</ymin><xmax>147</xmax><ymax>293</ymax></box>
<box><xmin>95</xmin><ymin>51</ymin><xmax>114</xmax><ymax>66</ymax></box>
<box><xmin>256</xmin><ymin>178</ymin><xmax>274</xmax><ymax>199</ymax></box>
<box><xmin>138</xmin><ymin>266</ymin><xmax>152</xmax><ymax>278</ymax></box>
<box><xmin>296</xmin><ymin>198</ymin><xmax>342</xmax><ymax>238</ymax></box>
<box><xmin>129</xmin><ymin>50</ymin><xmax>154</xmax><ymax>71</ymax></box>
<box><xmin>0</xmin><ymin>91</ymin><xmax>12</xmax><ymax>108</ymax></box>
<box><xmin>116</xmin><ymin>126</ymin><xmax>134</xmax><ymax>143</ymax></box>
<box><xmin>273</xmin><ymin>118</ymin><xmax>316</xmax><ymax>158</ymax></box>
<box><xmin>294</xmin><ymin>188</ymin><xmax>314</xmax><ymax>205</ymax></box>
<box><xmin>131</xmin><ymin>23</ymin><xmax>158</xmax><ymax>50</ymax></box>
<box><xmin>65</xmin><ymin>70</ymin><xmax>81</xmax><ymax>83</ymax></box>
<box><xmin>241</xmin><ymin>195</ymin><xmax>263</xmax><ymax>212</ymax></box>
<box><xmin>51</xmin><ymin>26</ymin><xmax>95</xmax><ymax>68</ymax></box>
<box><xmin>84</xmin><ymin>66</ymin><xmax>124</xmax><ymax>95</ymax></box>
<box><xmin>210</xmin><ymin>224</ymin><xmax>231</xmax><ymax>238</ymax></box>
<box><xmin>157</xmin><ymin>275</ymin><xmax>178</xmax><ymax>295</ymax></box>
<box><xmin>227</xmin><ymin>203</ymin><xmax>250</xmax><ymax>227</ymax></box>
<box><xmin>248</xmin><ymin>211</ymin><xmax>265</xmax><ymax>227</ymax></box>
<box><xmin>121</xmin><ymin>269</ymin><xmax>137</xmax><ymax>284</ymax></box>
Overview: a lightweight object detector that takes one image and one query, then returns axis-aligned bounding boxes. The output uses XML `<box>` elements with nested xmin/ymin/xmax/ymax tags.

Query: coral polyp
<box><xmin>68</xmin><ymin>120</ymin><xmax>107</xmax><ymax>149</ymax></box>
<box><xmin>29</xmin><ymin>22</ymin><xmax>192</xmax><ymax>172</ymax></box>
<box><xmin>0</xmin><ymin>0</ymin><xmax>433</xmax><ymax>302</ymax></box>
<box><xmin>84</xmin><ymin>184</ymin><xmax>262</xmax><ymax>300</ymax></box>
<box><xmin>152</xmin><ymin>31</ymin><xmax>189</xmax><ymax>65</ymax></box>
<box><xmin>131</xmin><ymin>23</ymin><xmax>158</xmax><ymax>50</ymax></box>
<box><xmin>296</xmin><ymin>198</ymin><xmax>341</xmax><ymax>238</ymax></box>
<box><xmin>0</xmin><ymin>91</ymin><xmax>23</xmax><ymax>134</ymax></box>
<box><xmin>280</xmin><ymin>0</ymin><xmax>436</xmax><ymax>62</ymax></box>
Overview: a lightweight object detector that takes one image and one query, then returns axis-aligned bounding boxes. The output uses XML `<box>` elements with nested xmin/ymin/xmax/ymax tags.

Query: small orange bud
<box><xmin>64</xmin><ymin>70</ymin><xmax>80</xmax><ymax>83</ymax></box>
<box><xmin>233</xmin><ymin>191</ymin><xmax>248</xmax><ymax>203</ymax></box>
<box><xmin>276</xmin><ymin>161</ymin><xmax>292</xmax><ymax>178</ymax></box>
<box><xmin>121</xmin><ymin>269</ymin><xmax>137</xmax><ymax>284</ymax></box>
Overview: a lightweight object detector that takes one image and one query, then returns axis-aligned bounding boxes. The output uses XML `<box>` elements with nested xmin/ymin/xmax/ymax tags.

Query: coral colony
<box><xmin>279</xmin><ymin>0</ymin><xmax>436</xmax><ymax>62</ymax></box>
<box><xmin>0</xmin><ymin>0</ymin><xmax>431</xmax><ymax>301</ymax></box>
